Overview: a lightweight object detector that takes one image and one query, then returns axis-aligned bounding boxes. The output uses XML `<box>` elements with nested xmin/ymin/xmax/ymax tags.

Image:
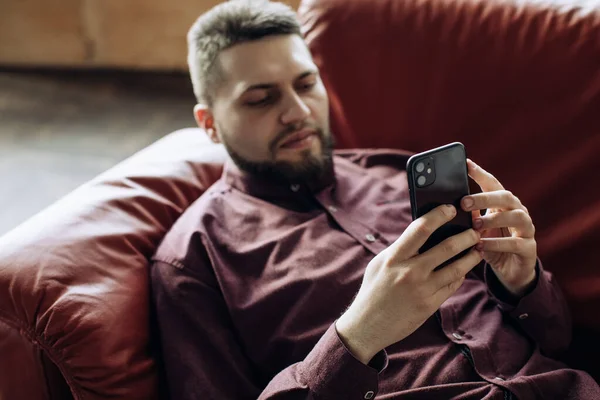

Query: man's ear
<box><xmin>193</xmin><ymin>104</ymin><xmax>221</xmax><ymax>144</ymax></box>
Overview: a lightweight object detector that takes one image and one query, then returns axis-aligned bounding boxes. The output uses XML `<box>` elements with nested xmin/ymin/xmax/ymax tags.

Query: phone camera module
<box><xmin>413</xmin><ymin>156</ymin><xmax>436</xmax><ymax>188</ymax></box>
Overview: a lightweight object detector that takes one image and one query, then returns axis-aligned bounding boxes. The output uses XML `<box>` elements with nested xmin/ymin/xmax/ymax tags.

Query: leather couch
<box><xmin>1</xmin><ymin>0</ymin><xmax>599</xmax><ymax>398</ymax></box>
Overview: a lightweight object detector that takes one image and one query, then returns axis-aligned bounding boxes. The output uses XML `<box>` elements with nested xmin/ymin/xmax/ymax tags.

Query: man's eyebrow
<box><xmin>296</xmin><ymin>70</ymin><xmax>318</xmax><ymax>81</ymax></box>
<box><xmin>242</xmin><ymin>70</ymin><xmax>318</xmax><ymax>93</ymax></box>
<box><xmin>244</xmin><ymin>83</ymin><xmax>274</xmax><ymax>93</ymax></box>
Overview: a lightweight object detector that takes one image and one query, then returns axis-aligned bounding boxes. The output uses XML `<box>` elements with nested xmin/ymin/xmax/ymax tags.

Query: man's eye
<box><xmin>246</xmin><ymin>97</ymin><xmax>272</xmax><ymax>107</ymax></box>
<box><xmin>298</xmin><ymin>82</ymin><xmax>316</xmax><ymax>91</ymax></box>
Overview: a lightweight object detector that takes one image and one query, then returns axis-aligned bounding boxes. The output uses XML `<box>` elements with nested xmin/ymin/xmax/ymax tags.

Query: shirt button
<box><xmin>364</xmin><ymin>391</ymin><xmax>375</xmax><ymax>399</ymax></box>
<box><xmin>328</xmin><ymin>205</ymin><xmax>338</xmax><ymax>213</ymax></box>
<box><xmin>518</xmin><ymin>313</ymin><xmax>529</xmax><ymax>320</ymax></box>
<box><xmin>494</xmin><ymin>376</ymin><xmax>505</xmax><ymax>381</ymax></box>
<box><xmin>290</xmin><ymin>184</ymin><xmax>300</xmax><ymax>192</ymax></box>
<box><xmin>452</xmin><ymin>332</ymin><xmax>463</xmax><ymax>340</ymax></box>
<box><xmin>365</xmin><ymin>233</ymin><xmax>376</xmax><ymax>242</ymax></box>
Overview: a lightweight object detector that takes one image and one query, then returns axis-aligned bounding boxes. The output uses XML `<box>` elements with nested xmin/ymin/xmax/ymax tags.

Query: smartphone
<box><xmin>406</xmin><ymin>142</ymin><xmax>472</xmax><ymax>269</ymax></box>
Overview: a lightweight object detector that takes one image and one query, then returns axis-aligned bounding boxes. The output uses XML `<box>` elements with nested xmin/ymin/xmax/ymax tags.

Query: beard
<box><xmin>222</xmin><ymin>123</ymin><xmax>335</xmax><ymax>184</ymax></box>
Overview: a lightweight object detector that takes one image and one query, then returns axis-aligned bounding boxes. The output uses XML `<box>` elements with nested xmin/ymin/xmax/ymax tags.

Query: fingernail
<box><xmin>463</xmin><ymin>197</ymin><xmax>474</xmax><ymax>209</ymax></box>
<box><xmin>473</xmin><ymin>218</ymin><xmax>483</xmax><ymax>230</ymax></box>
<box><xmin>445</xmin><ymin>204</ymin><xmax>456</xmax><ymax>215</ymax></box>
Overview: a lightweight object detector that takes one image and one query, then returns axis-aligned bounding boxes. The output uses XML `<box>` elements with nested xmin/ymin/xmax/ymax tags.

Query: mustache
<box><xmin>270</xmin><ymin>122</ymin><xmax>323</xmax><ymax>153</ymax></box>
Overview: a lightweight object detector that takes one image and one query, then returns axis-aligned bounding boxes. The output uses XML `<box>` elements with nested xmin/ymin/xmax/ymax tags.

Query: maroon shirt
<box><xmin>151</xmin><ymin>149</ymin><xmax>600</xmax><ymax>399</ymax></box>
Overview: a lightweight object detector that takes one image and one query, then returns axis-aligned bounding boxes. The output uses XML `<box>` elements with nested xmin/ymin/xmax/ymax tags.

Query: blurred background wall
<box><xmin>0</xmin><ymin>0</ymin><xmax>300</xmax><ymax>70</ymax></box>
<box><xmin>0</xmin><ymin>0</ymin><xmax>300</xmax><ymax>236</ymax></box>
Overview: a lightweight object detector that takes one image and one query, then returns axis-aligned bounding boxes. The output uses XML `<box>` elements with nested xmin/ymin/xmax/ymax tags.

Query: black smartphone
<box><xmin>406</xmin><ymin>142</ymin><xmax>472</xmax><ymax>269</ymax></box>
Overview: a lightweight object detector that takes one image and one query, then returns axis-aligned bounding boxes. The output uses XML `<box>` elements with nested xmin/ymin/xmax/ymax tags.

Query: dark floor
<box><xmin>0</xmin><ymin>68</ymin><xmax>197</xmax><ymax>236</ymax></box>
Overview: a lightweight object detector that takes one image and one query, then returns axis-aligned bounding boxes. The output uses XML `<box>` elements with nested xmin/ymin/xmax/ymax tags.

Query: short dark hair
<box><xmin>187</xmin><ymin>0</ymin><xmax>302</xmax><ymax>106</ymax></box>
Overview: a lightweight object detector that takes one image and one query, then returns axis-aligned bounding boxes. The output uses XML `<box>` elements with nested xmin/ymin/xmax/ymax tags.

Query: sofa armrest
<box><xmin>0</xmin><ymin>128</ymin><xmax>226</xmax><ymax>399</ymax></box>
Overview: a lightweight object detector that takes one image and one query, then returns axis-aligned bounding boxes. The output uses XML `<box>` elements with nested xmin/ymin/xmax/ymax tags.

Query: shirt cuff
<box><xmin>486</xmin><ymin>260</ymin><xmax>572</xmax><ymax>356</ymax></box>
<box><xmin>299</xmin><ymin>323</ymin><xmax>388</xmax><ymax>399</ymax></box>
<box><xmin>485</xmin><ymin>261</ymin><xmax>540</xmax><ymax>309</ymax></box>
<box><xmin>486</xmin><ymin>259</ymin><xmax>554</xmax><ymax>316</ymax></box>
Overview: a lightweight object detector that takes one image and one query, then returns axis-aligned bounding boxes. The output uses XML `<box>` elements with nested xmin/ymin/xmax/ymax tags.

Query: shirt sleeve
<box><xmin>151</xmin><ymin>258</ymin><xmax>262</xmax><ymax>399</ymax></box>
<box><xmin>259</xmin><ymin>323</ymin><xmax>387</xmax><ymax>399</ymax></box>
<box><xmin>151</xmin><ymin>251</ymin><xmax>388</xmax><ymax>400</ymax></box>
<box><xmin>485</xmin><ymin>260</ymin><xmax>572</xmax><ymax>357</ymax></box>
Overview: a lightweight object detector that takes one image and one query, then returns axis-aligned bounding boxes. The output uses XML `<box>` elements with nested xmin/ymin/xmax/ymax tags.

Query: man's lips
<box><xmin>278</xmin><ymin>129</ymin><xmax>316</xmax><ymax>148</ymax></box>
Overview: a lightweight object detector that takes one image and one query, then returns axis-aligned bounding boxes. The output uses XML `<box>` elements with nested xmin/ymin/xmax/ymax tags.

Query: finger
<box><xmin>431</xmin><ymin>249</ymin><xmax>483</xmax><ymax>298</ymax></box>
<box><xmin>431</xmin><ymin>276</ymin><xmax>466</xmax><ymax>309</ymax></box>
<box><xmin>433</xmin><ymin>249</ymin><xmax>483</xmax><ymax>288</ymax></box>
<box><xmin>476</xmin><ymin>237</ymin><xmax>536</xmax><ymax>255</ymax></box>
<box><xmin>392</xmin><ymin>205</ymin><xmax>457</xmax><ymax>259</ymax></box>
<box><xmin>467</xmin><ymin>159</ymin><xmax>504</xmax><ymax>192</ymax></box>
<box><xmin>417</xmin><ymin>228</ymin><xmax>481</xmax><ymax>272</ymax></box>
<box><xmin>473</xmin><ymin>209</ymin><xmax>535</xmax><ymax>238</ymax></box>
<box><xmin>462</xmin><ymin>190</ymin><xmax>525</xmax><ymax>212</ymax></box>
<box><xmin>472</xmin><ymin>208</ymin><xmax>482</xmax><ymax>219</ymax></box>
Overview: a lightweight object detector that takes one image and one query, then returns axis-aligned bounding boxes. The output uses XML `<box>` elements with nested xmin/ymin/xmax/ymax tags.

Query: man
<box><xmin>150</xmin><ymin>1</ymin><xmax>600</xmax><ymax>399</ymax></box>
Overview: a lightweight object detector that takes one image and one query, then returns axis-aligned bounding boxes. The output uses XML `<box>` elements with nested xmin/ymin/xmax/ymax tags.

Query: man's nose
<box><xmin>280</xmin><ymin>92</ymin><xmax>310</xmax><ymax>125</ymax></box>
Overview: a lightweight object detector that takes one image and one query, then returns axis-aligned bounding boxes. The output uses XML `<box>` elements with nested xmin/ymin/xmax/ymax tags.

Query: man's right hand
<box><xmin>335</xmin><ymin>204</ymin><xmax>483</xmax><ymax>364</ymax></box>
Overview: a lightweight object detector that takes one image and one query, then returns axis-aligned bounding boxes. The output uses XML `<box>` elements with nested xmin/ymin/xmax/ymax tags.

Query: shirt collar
<box><xmin>222</xmin><ymin>156</ymin><xmax>336</xmax><ymax>202</ymax></box>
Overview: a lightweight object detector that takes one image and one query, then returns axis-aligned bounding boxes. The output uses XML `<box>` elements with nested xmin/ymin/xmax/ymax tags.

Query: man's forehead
<box><xmin>217</xmin><ymin>35</ymin><xmax>316</xmax><ymax>92</ymax></box>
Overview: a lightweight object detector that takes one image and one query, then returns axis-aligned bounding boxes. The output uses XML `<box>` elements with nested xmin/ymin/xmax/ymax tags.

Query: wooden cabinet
<box><xmin>0</xmin><ymin>0</ymin><xmax>301</xmax><ymax>70</ymax></box>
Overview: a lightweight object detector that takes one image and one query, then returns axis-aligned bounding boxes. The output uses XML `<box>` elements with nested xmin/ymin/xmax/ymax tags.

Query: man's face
<box><xmin>202</xmin><ymin>34</ymin><xmax>333</xmax><ymax>182</ymax></box>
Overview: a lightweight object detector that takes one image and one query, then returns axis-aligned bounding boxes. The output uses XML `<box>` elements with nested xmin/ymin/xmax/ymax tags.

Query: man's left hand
<box><xmin>461</xmin><ymin>159</ymin><xmax>537</xmax><ymax>297</ymax></box>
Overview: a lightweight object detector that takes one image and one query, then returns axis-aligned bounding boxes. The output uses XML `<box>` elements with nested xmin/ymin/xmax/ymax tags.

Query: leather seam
<box><xmin>0</xmin><ymin>313</ymin><xmax>84</xmax><ymax>400</ymax></box>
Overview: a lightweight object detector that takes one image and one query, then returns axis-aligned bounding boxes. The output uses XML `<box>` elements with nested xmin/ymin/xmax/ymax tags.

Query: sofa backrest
<box><xmin>299</xmin><ymin>0</ymin><xmax>600</xmax><ymax>377</ymax></box>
